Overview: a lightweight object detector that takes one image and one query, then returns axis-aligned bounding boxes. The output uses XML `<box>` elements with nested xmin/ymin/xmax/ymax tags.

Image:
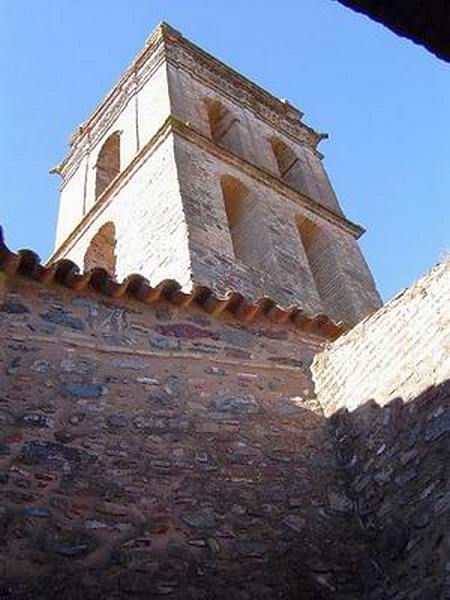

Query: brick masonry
<box><xmin>50</xmin><ymin>23</ymin><xmax>381</xmax><ymax>326</ymax></box>
<box><xmin>313</xmin><ymin>259</ymin><xmax>450</xmax><ymax>598</ymax></box>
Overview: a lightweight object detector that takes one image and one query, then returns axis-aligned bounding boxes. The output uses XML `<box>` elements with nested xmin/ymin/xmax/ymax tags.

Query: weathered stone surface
<box><xmin>149</xmin><ymin>335</ymin><xmax>180</xmax><ymax>351</ymax></box>
<box><xmin>181</xmin><ymin>509</ymin><xmax>217</xmax><ymax>529</ymax></box>
<box><xmin>282</xmin><ymin>514</ymin><xmax>306</xmax><ymax>533</ymax></box>
<box><xmin>426</xmin><ymin>410</ymin><xmax>450</xmax><ymax>442</ymax></box>
<box><xmin>20</xmin><ymin>440</ymin><xmax>96</xmax><ymax>467</ymax></box>
<box><xmin>233</xmin><ymin>539</ymin><xmax>268</xmax><ymax>557</ymax></box>
<box><xmin>111</xmin><ymin>358</ymin><xmax>147</xmax><ymax>370</ymax></box>
<box><xmin>0</xmin><ymin>300</ymin><xmax>30</xmax><ymax>314</ymax></box>
<box><xmin>209</xmin><ymin>393</ymin><xmax>259</xmax><ymax>414</ymax></box>
<box><xmin>40</xmin><ymin>309</ymin><xmax>84</xmax><ymax>331</ymax></box>
<box><xmin>64</xmin><ymin>383</ymin><xmax>105</xmax><ymax>399</ymax></box>
<box><xmin>155</xmin><ymin>323</ymin><xmax>219</xmax><ymax>340</ymax></box>
<box><xmin>23</xmin><ymin>507</ymin><xmax>50</xmax><ymax>518</ymax></box>
<box><xmin>21</xmin><ymin>413</ymin><xmax>53</xmax><ymax>428</ymax></box>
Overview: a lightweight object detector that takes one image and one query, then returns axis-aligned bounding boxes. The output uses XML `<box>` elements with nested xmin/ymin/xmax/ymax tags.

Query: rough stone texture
<box><xmin>50</xmin><ymin>23</ymin><xmax>381</xmax><ymax>326</ymax></box>
<box><xmin>337</xmin><ymin>0</ymin><xmax>450</xmax><ymax>62</ymax></box>
<box><xmin>313</xmin><ymin>260</ymin><xmax>450</xmax><ymax>598</ymax></box>
<box><xmin>0</xmin><ymin>272</ymin><xmax>368</xmax><ymax>599</ymax></box>
<box><xmin>9</xmin><ymin>18</ymin><xmax>449</xmax><ymax>600</ymax></box>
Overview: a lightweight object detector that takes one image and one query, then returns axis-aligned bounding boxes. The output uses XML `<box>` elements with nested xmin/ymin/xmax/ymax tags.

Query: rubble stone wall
<box><xmin>0</xmin><ymin>272</ymin><xmax>367</xmax><ymax>599</ymax></box>
<box><xmin>313</xmin><ymin>260</ymin><xmax>450</xmax><ymax>599</ymax></box>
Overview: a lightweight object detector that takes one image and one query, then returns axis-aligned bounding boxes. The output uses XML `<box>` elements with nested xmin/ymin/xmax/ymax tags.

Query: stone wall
<box><xmin>0</xmin><ymin>270</ymin><xmax>368</xmax><ymax>599</ymax></box>
<box><xmin>312</xmin><ymin>260</ymin><xmax>450</xmax><ymax>598</ymax></box>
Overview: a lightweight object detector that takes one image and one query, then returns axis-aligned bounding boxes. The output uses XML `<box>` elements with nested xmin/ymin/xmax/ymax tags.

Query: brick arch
<box><xmin>296</xmin><ymin>216</ymin><xmax>346</xmax><ymax>320</ymax></box>
<box><xmin>270</xmin><ymin>136</ymin><xmax>307</xmax><ymax>195</ymax></box>
<box><xmin>83</xmin><ymin>222</ymin><xmax>117</xmax><ymax>276</ymax></box>
<box><xmin>204</xmin><ymin>98</ymin><xmax>244</xmax><ymax>158</ymax></box>
<box><xmin>95</xmin><ymin>132</ymin><xmax>121</xmax><ymax>201</ymax></box>
<box><xmin>219</xmin><ymin>175</ymin><xmax>261</xmax><ymax>268</ymax></box>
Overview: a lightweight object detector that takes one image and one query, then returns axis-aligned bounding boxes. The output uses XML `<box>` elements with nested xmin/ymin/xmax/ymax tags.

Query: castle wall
<box><xmin>312</xmin><ymin>260</ymin><xmax>450</xmax><ymax>598</ymax></box>
<box><xmin>0</xmin><ymin>271</ymin><xmax>367</xmax><ymax>599</ymax></box>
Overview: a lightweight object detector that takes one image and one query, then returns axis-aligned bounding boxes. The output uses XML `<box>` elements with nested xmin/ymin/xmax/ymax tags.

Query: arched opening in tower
<box><xmin>220</xmin><ymin>175</ymin><xmax>255</xmax><ymax>266</ymax></box>
<box><xmin>271</xmin><ymin>136</ymin><xmax>307</xmax><ymax>195</ymax></box>
<box><xmin>83</xmin><ymin>222</ymin><xmax>117</xmax><ymax>276</ymax></box>
<box><xmin>297</xmin><ymin>216</ymin><xmax>340</xmax><ymax>318</ymax></box>
<box><xmin>205</xmin><ymin>98</ymin><xmax>244</xmax><ymax>158</ymax></box>
<box><xmin>95</xmin><ymin>132</ymin><xmax>121</xmax><ymax>200</ymax></box>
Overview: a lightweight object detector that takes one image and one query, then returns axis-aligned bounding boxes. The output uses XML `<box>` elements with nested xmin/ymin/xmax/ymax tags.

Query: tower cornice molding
<box><xmin>162</xmin><ymin>26</ymin><xmax>325</xmax><ymax>152</ymax></box>
<box><xmin>52</xmin><ymin>23</ymin><xmax>327</xmax><ymax>186</ymax></box>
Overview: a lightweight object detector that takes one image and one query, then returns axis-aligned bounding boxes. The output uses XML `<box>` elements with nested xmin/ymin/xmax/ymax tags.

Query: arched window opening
<box><xmin>95</xmin><ymin>132</ymin><xmax>121</xmax><ymax>201</ymax></box>
<box><xmin>297</xmin><ymin>217</ymin><xmax>339</xmax><ymax>316</ymax></box>
<box><xmin>84</xmin><ymin>222</ymin><xmax>117</xmax><ymax>276</ymax></box>
<box><xmin>271</xmin><ymin>137</ymin><xmax>307</xmax><ymax>194</ymax></box>
<box><xmin>205</xmin><ymin>99</ymin><xmax>243</xmax><ymax>157</ymax></box>
<box><xmin>220</xmin><ymin>175</ymin><xmax>254</xmax><ymax>265</ymax></box>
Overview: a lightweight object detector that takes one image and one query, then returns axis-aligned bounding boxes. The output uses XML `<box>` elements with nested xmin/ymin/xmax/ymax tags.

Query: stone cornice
<box><xmin>162</xmin><ymin>26</ymin><xmax>325</xmax><ymax>152</ymax></box>
<box><xmin>50</xmin><ymin>116</ymin><xmax>363</xmax><ymax>264</ymax></box>
<box><xmin>52</xmin><ymin>22</ymin><xmax>327</xmax><ymax>186</ymax></box>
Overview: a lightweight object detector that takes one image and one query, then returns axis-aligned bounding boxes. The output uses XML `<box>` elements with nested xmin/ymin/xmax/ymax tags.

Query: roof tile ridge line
<box><xmin>0</xmin><ymin>227</ymin><xmax>345</xmax><ymax>339</ymax></box>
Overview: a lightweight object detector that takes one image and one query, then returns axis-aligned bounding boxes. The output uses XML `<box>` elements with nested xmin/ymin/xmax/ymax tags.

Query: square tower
<box><xmin>51</xmin><ymin>22</ymin><xmax>381</xmax><ymax>325</ymax></box>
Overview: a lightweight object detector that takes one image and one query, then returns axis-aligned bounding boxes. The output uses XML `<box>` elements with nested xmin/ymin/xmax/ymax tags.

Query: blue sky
<box><xmin>1</xmin><ymin>0</ymin><xmax>448</xmax><ymax>301</ymax></box>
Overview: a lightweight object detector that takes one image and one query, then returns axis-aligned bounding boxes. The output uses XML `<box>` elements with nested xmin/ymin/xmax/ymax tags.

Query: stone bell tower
<box><xmin>51</xmin><ymin>22</ymin><xmax>381</xmax><ymax>325</ymax></box>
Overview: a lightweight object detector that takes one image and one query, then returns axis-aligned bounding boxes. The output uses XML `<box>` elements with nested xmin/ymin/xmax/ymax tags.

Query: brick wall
<box><xmin>174</xmin><ymin>132</ymin><xmax>380</xmax><ymax>323</ymax></box>
<box><xmin>58</xmin><ymin>135</ymin><xmax>193</xmax><ymax>289</ymax></box>
<box><xmin>52</xmin><ymin>23</ymin><xmax>381</xmax><ymax>326</ymax></box>
<box><xmin>0</xmin><ymin>271</ymin><xmax>370</xmax><ymax>599</ymax></box>
<box><xmin>312</xmin><ymin>260</ymin><xmax>450</xmax><ymax>598</ymax></box>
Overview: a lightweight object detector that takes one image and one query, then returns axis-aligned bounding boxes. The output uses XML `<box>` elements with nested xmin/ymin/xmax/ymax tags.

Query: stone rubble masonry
<box><xmin>312</xmin><ymin>259</ymin><xmax>450</xmax><ymax>598</ymax></box>
<box><xmin>0</xmin><ymin>270</ymin><xmax>369</xmax><ymax>599</ymax></box>
<box><xmin>50</xmin><ymin>22</ymin><xmax>381</xmax><ymax>326</ymax></box>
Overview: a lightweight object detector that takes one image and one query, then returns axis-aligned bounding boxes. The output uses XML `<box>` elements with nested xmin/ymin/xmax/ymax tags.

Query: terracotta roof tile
<box><xmin>0</xmin><ymin>228</ymin><xmax>345</xmax><ymax>340</ymax></box>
